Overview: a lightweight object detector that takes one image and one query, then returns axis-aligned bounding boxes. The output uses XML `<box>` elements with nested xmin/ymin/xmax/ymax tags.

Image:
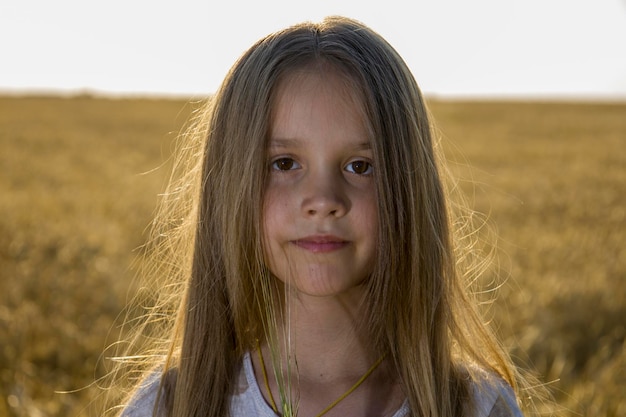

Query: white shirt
<box><xmin>121</xmin><ymin>353</ymin><xmax>523</xmax><ymax>417</ymax></box>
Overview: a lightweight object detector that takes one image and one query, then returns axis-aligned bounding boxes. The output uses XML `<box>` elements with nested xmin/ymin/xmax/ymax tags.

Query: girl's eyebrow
<box><xmin>268</xmin><ymin>137</ymin><xmax>372</xmax><ymax>150</ymax></box>
<box><xmin>353</xmin><ymin>142</ymin><xmax>372</xmax><ymax>151</ymax></box>
<box><xmin>268</xmin><ymin>138</ymin><xmax>299</xmax><ymax>148</ymax></box>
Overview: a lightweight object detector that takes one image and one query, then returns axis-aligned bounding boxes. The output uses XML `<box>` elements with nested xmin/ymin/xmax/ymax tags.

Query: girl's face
<box><xmin>263</xmin><ymin>69</ymin><xmax>378</xmax><ymax>299</ymax></box>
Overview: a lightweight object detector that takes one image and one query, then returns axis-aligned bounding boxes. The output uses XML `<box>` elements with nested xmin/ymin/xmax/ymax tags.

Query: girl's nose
<box><xmin>300</xmin><ymin>172</ymin><xmax>349</xmax><ymax>218</ymax></box>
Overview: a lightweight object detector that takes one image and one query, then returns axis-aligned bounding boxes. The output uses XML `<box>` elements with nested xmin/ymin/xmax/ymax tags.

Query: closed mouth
<box><xmin>291</xmin><ymin>235</ymin><xmax>349</xmax><ymax>253</ymax></box>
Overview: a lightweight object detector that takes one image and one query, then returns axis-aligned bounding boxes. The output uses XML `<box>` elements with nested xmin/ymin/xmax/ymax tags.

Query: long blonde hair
<box><xmin>115</xmin><ymin>15</ymin><xmax>530</xmax><ymax>417</ymax></box>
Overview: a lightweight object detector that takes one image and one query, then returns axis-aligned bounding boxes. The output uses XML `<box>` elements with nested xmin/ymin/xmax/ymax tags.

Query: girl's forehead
<box><xmin>271</xmin><ymin>67</ymin><xmax>367</xmax><ymax>121</ymax></box>
<box><xmin>268</xmin><ymin>69</ymin><xmax>372</xmax><ymax>152</ymax></box>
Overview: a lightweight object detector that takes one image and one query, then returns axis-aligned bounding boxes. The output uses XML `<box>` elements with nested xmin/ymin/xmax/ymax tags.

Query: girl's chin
<box><xmin>276</xmin><ymin>276</ymin><xmax>368</xmax><ymax>300</ymax></box>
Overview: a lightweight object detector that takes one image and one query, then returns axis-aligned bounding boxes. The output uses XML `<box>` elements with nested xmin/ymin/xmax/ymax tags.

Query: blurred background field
<box><xmin>0</xmin><ymin>95</ymin><xmax>623</xmax><ymax>416</ymax></box>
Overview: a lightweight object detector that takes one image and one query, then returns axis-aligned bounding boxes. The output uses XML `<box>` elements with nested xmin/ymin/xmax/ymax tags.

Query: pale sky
<box><xmin>2</xmin><ymin>0</ymin><xmax>626</xmax><ymax>99</ymax></box>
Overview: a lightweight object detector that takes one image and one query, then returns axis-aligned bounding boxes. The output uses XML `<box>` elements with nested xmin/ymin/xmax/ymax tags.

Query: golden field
<box><xmin>0</xmin><ymin>95</ymin><xmax>624</xmax><ymax>416</ymax></box>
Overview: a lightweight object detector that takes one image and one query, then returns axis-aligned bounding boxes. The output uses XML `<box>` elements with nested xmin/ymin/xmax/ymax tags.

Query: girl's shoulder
<box><xmin>119</xmin><ymin>369</ymin><xmax>174</xmax><ymax>417</ymax></box>
<box><xmin>468</xmin><ymin>366</ymin><xmax>524</xmax><ymax>417</ymax></box>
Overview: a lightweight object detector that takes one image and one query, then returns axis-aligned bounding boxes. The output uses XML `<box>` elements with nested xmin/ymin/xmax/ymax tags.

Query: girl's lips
<box><xmin>291</xmin><ymin>236</ymin><xmax>349</xmax><ymax>253</ymax></box>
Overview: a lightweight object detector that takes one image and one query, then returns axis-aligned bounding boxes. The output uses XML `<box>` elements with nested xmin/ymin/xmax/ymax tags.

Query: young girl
<box><xmin>116</xmin><ymin>15</ymin><xmax>533</xmax><ymax>417</ymax></box>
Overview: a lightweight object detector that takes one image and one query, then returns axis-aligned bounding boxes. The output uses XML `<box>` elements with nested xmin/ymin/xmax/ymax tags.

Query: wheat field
<box><xmin>0</xmin><ymin>95</ymin><xmax>623</xmax><ymax>416</ymax></box>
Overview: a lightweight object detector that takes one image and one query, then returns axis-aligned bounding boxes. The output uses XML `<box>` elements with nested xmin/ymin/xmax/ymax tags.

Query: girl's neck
<box><xmin>284</xmin><ymin>288</ymin><xmax>374</xmax><ymax>379</ymax></box>
<box><xmin>253</xmin><ymin>291</ymin><xmax>404</xmax><ymax>417</ymax></box>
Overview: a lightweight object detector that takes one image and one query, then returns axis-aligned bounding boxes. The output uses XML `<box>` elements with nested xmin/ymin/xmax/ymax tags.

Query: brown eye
<box><xmin>346</xmin><ymin>160</ymin><xmax>373</xmax><ymax>175</ymax></box>
<box><xmin>271</xmin><ymin>158</ymin><xmax>300</xmax><ymax>171</ymax></box>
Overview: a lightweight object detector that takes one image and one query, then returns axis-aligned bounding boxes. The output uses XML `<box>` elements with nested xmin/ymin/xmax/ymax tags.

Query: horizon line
<box><xmin>2</xmin><ymin>86</ymin><xmax>626</xmax><ymax>104</ymax></box>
